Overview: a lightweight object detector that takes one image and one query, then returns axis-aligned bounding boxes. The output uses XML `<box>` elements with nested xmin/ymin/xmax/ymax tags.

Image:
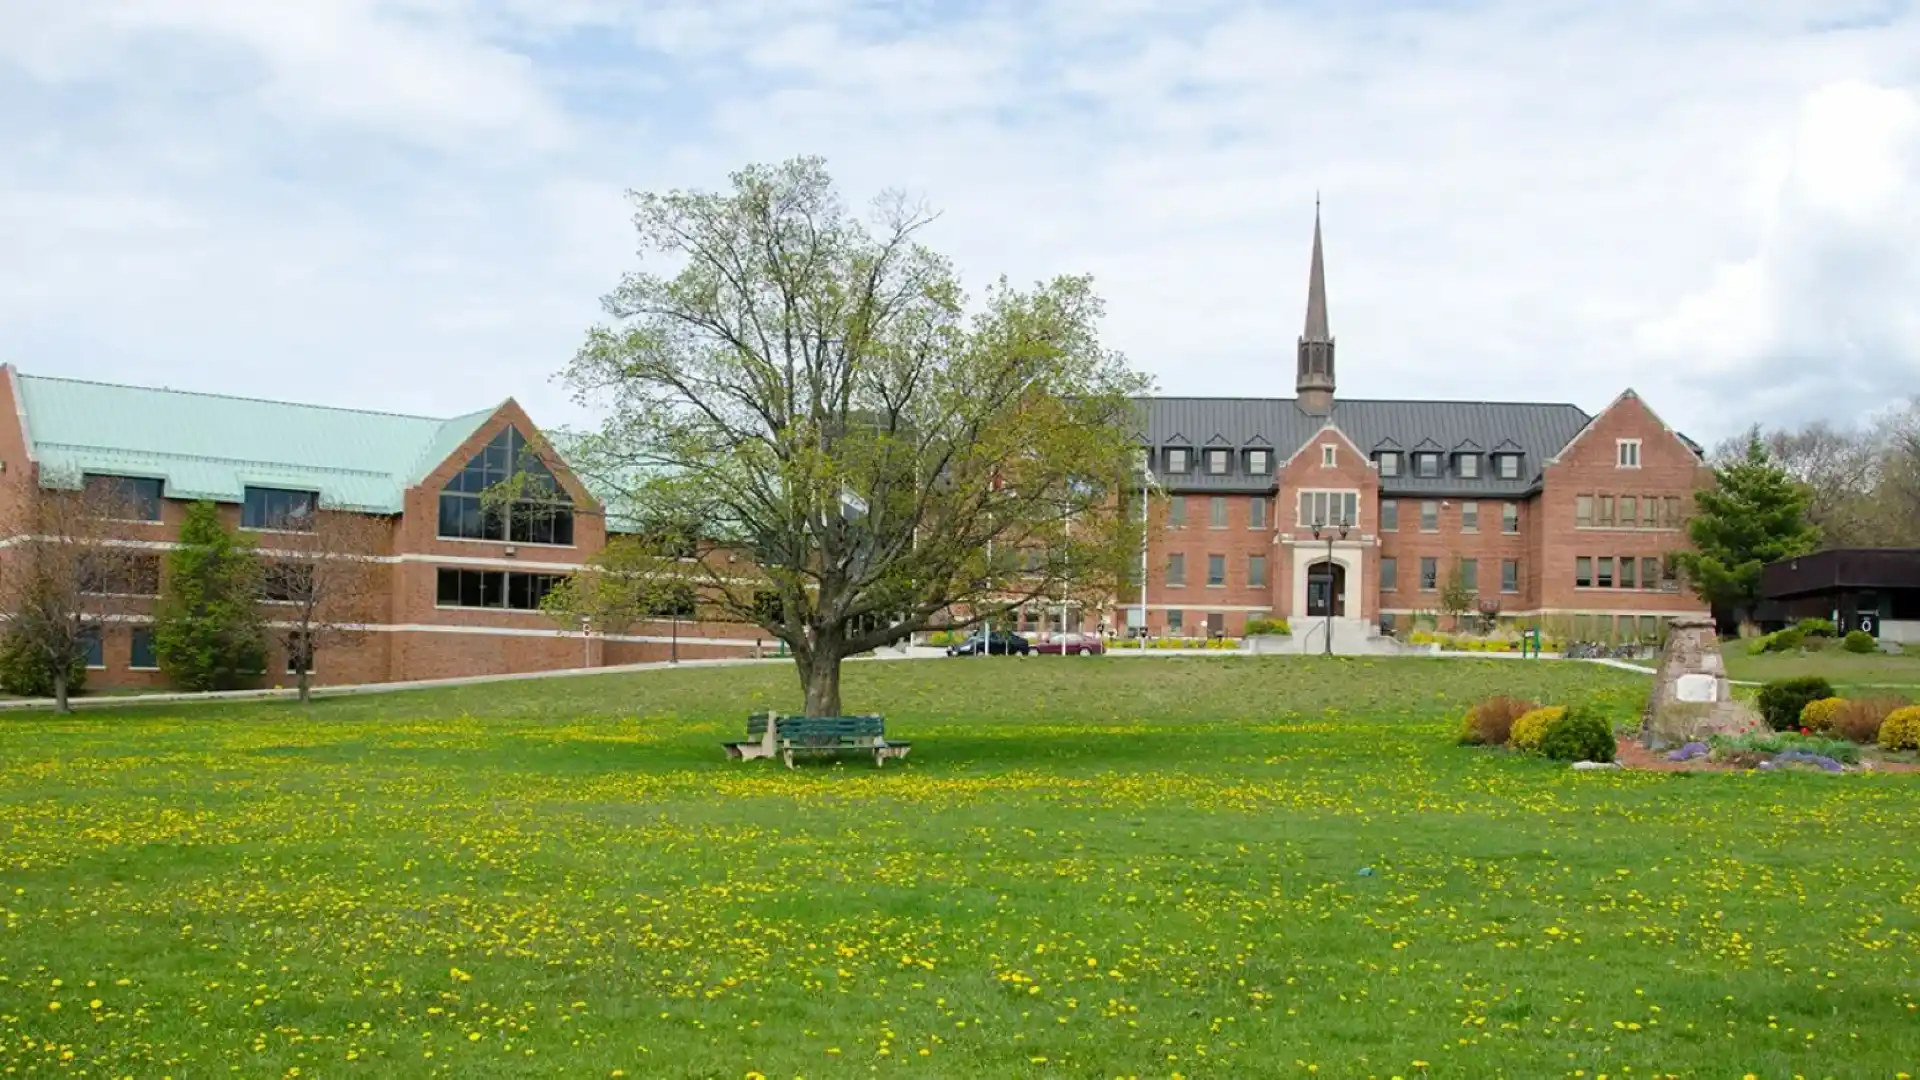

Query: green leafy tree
<box><xmin>1673</xmin><ymin>434</ymin><xmax>1821</xmax><ymax>628</ymax></box>
<box><xmin>154</xmin><ymin>501</ymin><xmax>267</xmax><ymax>691</ymax></box>
<box><xmin>561</xmin><ymin>157</ymin><xmax>1146</xmax><ymax>716</ymax></box>
<box><xmin>539</xmin><ymin>529</ymin><xmax>692</xmax><ymax>636</ymax></box>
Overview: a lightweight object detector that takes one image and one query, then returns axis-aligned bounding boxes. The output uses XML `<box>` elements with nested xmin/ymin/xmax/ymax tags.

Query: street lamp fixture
<box><xmin>1309</xmin><ymin>516</ymin><xmax>1351</xmax><ymax>656</ymax></box>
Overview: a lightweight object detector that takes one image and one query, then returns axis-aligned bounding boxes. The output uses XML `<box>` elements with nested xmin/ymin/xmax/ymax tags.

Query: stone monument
<box><xmin>1640</xmin><ymin>616</ymin><xmax>1767</xmax><ymax>748</ymax></box>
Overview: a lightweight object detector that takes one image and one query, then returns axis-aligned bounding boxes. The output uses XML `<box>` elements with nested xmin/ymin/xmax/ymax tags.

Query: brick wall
<box><xmin>1538</xmin><ymin>392</ymin><xmax>1711</xmax><ymax>621</ymax></box>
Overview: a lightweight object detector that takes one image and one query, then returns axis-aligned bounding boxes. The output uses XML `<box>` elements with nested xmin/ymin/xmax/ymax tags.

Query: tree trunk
<box><xmin>52</xmin><ymin>669</ymin><xmax>70</xmax><ymax>715</ymax></box>
<box><xmin>799</xmin><ymin>648</ymin><xmax>843</xmax><ymax>717</ymax></box>
<box><xmin>297</xmin><ymin>666</ymin><xmax>312</xmax><ymax>705</ymax></box>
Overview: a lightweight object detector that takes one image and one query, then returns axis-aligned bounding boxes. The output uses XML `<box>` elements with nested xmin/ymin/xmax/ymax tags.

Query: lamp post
<box><xmin>1309</xmin><ymin>516</ymin><xmax>1350</xmax><ymax>656</ymax></box>
<box><xmin>1136</xmin><ymin>461</ymin><xmax>1159</xmax><ymax>643</ymax></box>
<box><xmin>579</xmin><ymin>614</ymin><xmax>591</xmax><ymax>668</ymax></box>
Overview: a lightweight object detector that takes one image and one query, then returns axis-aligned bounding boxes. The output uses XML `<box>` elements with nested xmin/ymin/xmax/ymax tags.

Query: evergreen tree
<box><xmin>1673</xmin><ymin>434</ymin><xmax>1821</xmax><ymax>627</ymax></box>
<box><xmin>154</xmin><ymin>501</ymin><xmax>267</xmax><ymax>691</ymax></box>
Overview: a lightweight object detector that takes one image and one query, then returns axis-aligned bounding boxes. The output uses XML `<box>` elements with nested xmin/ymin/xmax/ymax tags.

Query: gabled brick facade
<box><xmin>0</xmin><ymin>370</ymin><xmax>769</xmax><ymax>692</ymax></box>
<box><xmin>1107</xmin><ymin>217</ymin><xmax>1711</xmax><ymax>642</ymax></box>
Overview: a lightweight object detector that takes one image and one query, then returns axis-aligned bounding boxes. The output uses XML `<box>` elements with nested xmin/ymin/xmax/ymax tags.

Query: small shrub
<box><xmin>1244</xmin><ymin>618</ymin><xmax>1290</xmax><ymax>636</ymax></box>
<box><xmin>1843</xmin><ymin>629</ymin><xmax>1877</xmax><ymax>654</ymax></box>
<box><xmin>1795</xmin><ymin>617</ymin><xmax>1837</xmax><ymax>638</ymax></box>
<box><xmin>1799</xmin><ymin>696</ymin><xmax>1848</xmax><ymax>732</ymax></box>
<box><xmin>0</xmin><ymin>629</ymin><xmax>88</xmax><ymax>698</ymax></box>
<box><xmin>1510</xmin><ymin>706</ymin><xmax>1565</xmax><ymax>752</ymax></box>
<box><xmin>1458</xmin><ymin>695</ymin><xmax>1534</xmax><ymax>746</ymax></box>
<box><xmin>1756</xmin><ymin>676</ymin><xmax>1836</xmax><ymax>731</ymax></box>
<box><xmin>1831</xmin><ymin>696</ymin><xmax>1907</xmax><ymax>744</ymax></box>
<box><xmin>1877</xmin><ymin>706</ymin><xmax>1920</xmax><ymax>752</ymax></box>
<box><xmin>1537</xmin><ymin>705</ymin><xmax>1617</xmax><ymax>762</ymax></box>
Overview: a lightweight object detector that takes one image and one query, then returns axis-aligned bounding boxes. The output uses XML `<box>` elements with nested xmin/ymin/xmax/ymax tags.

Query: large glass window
<box><xmin>1460</xmin><ymin>501</ymin><xmax>1479</xmax><ymax>532</ymax></box>
<box><xmin>435</xmin><ymin>568</ymin><xmax>567</xmax><ymax>610</ymax></box>
<box><xmin>1459</xmin><ymin>558</ymin><xmax>1478</xmax><ymax>593</ymax></box>
<box><xmin>1298</xmin><ymin>490</ymin><xmax>1358</xmax><ymax>528</ymax></box>
<box><xmin>437</xmin><ymin>427</ymin><xmax>576</xmax><ymax>545</ymax></box>
<box><xmin>1501</xmin><ymin>559</ymin><xmax>1519</xmax><ymax>593</ymax></box>
<box><xmin>84</xmin><ymin>474</ymin><xmax>163</xmax><ymax>521</ymax></box>
<box><xmin>1419</xmin><ymin>557</ymin><xmax>1438</xmax><ymax>591</ymax></box>
<box><xmin>243</xmin><ymin>487</ymin><xmax>316</xmax><ymax>531</ymax></box>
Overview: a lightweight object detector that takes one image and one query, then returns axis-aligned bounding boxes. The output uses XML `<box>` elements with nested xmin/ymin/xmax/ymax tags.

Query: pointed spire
<box><xmin>1303</xmin><ymin>201</ymin><xmax>1330</xmax><ymax>341</ymax></box>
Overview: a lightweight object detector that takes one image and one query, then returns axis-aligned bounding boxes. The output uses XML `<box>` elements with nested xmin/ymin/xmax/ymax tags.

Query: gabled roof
<box><xmin>1138</xmin><ymin>395</ymin><xmax>1594</xmax><ymax>494</ymax></box>
<box><xmin>1490</xmin><ymin>437</ymin><xmax>1525</xmax><ymax>453</ymax></box>
<box><xmin>1450</xmin><ymin>438</ymin><xmax>1483</xmax><ymax>453</ymax></box>
<box><xmin>15</xmin><ymin>372</ymin><xmax>502</xmax><ymax>514</ymax></box>
<box><xmin>1203</xmin><ymin>433</ymin><xmax>1234</xmax><ymax>447</ymax></box>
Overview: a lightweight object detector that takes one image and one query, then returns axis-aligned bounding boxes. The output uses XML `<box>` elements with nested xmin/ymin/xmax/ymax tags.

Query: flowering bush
<box><xmin>1243</xmin><ymin>618</ymin><xmax>1291</xmax><ymax>636</ymax></box>
<box><xmin>1666</xmin><ymin>741</ymin><xmax>1709</xmax><ymax>762</ymax></box>
<box><xmin>1799</xmin><ymin>696</ymin><xmax>1848</xmax><ymax>732</ymax></box>
<box><xmin>1877</xmin><ymin>706</ymin><xmax>1920</xmax><ymax>752</ymax></box>
<box><xmin>1509</xmin><ymin>706</ymin><xmax>1565</xmax><ymax>752</ymax></box>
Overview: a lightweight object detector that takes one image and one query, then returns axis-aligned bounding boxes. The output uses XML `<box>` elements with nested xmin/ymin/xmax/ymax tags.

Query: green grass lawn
<box><xmin>1721</xmin><ymin>646</ymin><xmax>1920</xmax><ymax>691</ymax></box>
<box><xmin>2</xmin><ymin>657</ymin><xmax>1917</xmax><ymax>1078</ymax></box>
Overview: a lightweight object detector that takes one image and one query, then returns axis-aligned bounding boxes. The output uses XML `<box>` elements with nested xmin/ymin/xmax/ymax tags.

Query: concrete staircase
<box><xmin>1291</xmin><ymin>617</ymin><xmax>1406</xmax><ymax>656</ymax></box>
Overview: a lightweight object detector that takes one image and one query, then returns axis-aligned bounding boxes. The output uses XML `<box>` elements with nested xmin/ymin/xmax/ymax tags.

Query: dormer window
<box><xmin>1205</xmin><ymin>449</ymin><xmax>1230</xmax><ymax>475</ymax></box>
<box><xmin>1497</xmin><ymin>454</ymin><xmax>1521</xmax><ymax>480</ymax></box>
<box><xmin>1457</xmin><ymin>454</ymin><xmax>1479</xmax><ymax>479</ymax></box>
<box><xmin>1414</xmin><ymin>453</ymin><xmax>1440</xmax><ymax>478</ymax></box>
<box><xmin>1246</xmin><ymin>449</ymin><xmax>1272</xmax><ymax>475</ymax></box>
<box><xmin>1165</xmin><ymin>447</ymin><xmax>1191</xmax><ymax>474</ymax></box>
<box><xmin>1376</xmin><ymin>452</ymin><xmax>1400</xmax><ymax>477</ymax></box>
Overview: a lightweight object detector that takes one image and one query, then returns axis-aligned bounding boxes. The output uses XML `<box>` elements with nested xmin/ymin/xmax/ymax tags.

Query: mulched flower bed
<box><xmin>1614</xmin><ymin>737</ymin><xmax>1920</xmax><ymax>774</ymax></box>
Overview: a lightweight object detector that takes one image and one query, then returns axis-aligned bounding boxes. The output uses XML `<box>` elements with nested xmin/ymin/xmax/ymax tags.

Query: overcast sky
<box><xmin>2</xmin><ymin>0</ymin><xmax>1915</xmax><ymax>444</ymax></box>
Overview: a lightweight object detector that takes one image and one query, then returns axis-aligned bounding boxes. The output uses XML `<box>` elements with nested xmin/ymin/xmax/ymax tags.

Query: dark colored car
<box><xmin>1031</xmin><ymin>632</ymin><xmax>1107</xmax><ymax>656</ymax></box>
<box><xmin>946</xmin><ymin>630</ymin><xmax>1032</xmax><ymax>656</ymax></box>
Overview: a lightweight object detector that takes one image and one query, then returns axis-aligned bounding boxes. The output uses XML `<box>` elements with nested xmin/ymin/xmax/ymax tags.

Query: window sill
<box><xmin>434</xmin><ymin>536</ymin><xmax>578</xmax><ymax>550</ymax></box>
<box><xmin>86</xmin><ymin>664</ymin><xmax>107</xmax><ymax>671</ymax></box>
<box><xmin>128</xmin><ymin>666</ymin><xmax>160</xmax><ymax>672</ymax></box>
<box><xmin>243</xmin><ymin>527</ymin><xmax>318</xmax><ymax>536</ymax></box>
<box><xmin>433</xmin><ymin>603</ymin><xmax>551</xmax><ymax>613</ymax></box>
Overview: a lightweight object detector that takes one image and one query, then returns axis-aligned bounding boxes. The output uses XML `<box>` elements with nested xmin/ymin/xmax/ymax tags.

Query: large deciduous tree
<box><xmin>257</xmin><ymin>510</ymin><xmax>390</xmax><ymax>703</ymax></box>
<box><xmin>0</xmin><ymin>480</ymin><xmax>149</xmax><ymax>712</ymax></box>
<box><xmin>1674</xmin><ymin>434</ymin><xmax>1821</xmax><ymax>629</ymax></box>
<box><xmin>561</xmin><ymin>157</ymin><xmax>1146</xmax><ymax>715</ymax></box>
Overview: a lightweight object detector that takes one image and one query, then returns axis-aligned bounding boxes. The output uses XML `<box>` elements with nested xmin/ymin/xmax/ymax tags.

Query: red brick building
<box><xmin>1114</xmin><ymin>213</ymin><xmax>1712</xmax><ymax>647</ymax></box>
<box><xmin>0</xmin><ymin>368</ymin><xmax>765</xmax><ymax>691</ymax></box>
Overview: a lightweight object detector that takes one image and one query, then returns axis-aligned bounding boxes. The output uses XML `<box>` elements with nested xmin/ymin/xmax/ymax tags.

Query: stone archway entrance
<box><xmin>1306</xmin><ymin>560</ymin><xmax>1347</xmax><ymax>618</ymax></box>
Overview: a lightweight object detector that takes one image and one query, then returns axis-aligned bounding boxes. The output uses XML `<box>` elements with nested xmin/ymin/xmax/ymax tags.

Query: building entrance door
<box><xmin>1306</xmin><ymin>561</ymin><xmax>1346</xmax><ymax>618</ymax></box>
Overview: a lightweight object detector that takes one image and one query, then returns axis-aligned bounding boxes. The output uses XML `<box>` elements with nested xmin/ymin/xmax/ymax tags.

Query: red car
<box><xmin>1031</xmin><ymin>632</ymin><xmax>1106</xmax><ymax>656</ymax></box>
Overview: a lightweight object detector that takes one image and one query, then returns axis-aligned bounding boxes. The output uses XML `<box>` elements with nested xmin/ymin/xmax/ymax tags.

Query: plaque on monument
<box><xmin>1674</xmin><ymin>673</ymin><xmax>1717</xmax><ymax>703</ymax></box>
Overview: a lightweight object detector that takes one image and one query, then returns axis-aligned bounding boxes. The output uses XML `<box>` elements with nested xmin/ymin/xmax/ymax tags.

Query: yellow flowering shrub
<box><xmin>1799</xmin><ymin>696</ymin><xmax>1848</xmax><ymax>732</ymax></box>
<box><xmin>1509</xmin><ymin>706</ymin><xmax>1565</xmax><ymax>752</ymax></box>
<box><xmin>1877</xmin><ymin>706</ymin><xmax>1920</xmax><ymax>752</ymax></box>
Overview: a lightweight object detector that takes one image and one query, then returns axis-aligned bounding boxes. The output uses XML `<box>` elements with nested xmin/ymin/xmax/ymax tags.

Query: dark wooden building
<box><xmin>1759</xmin><ymin>549</ymin><xmax>1920</xmax><ymax>643</ymax></box>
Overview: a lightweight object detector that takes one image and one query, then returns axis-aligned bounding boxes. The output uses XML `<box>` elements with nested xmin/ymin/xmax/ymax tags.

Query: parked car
<box><xmin>1032</xmin><ymin>632</ymin><xmax>1106</xmax><ymax>656</ymax></box>
<box><xmin>946</xmin><ymin>630</ymin><xmax>1033</xmax><ymax>656</ymax></box>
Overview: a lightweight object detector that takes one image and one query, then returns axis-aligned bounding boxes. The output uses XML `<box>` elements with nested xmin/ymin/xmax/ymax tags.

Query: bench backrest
<box><xmin>747</xmin><ymin>713</ymin><xmax>884</xmax><ymax>739</ymax></box>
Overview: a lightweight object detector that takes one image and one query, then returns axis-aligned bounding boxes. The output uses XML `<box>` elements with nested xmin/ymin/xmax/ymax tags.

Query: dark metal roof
<box><xmin>1138</xmin><ymin>396</ymin><xmax>1593</xmax><ymax>495</ymax></box>
<box><xmin>1762</xmin><ymin>549</ymin><xmax>1920</xmax><ymax>599</ymax></box>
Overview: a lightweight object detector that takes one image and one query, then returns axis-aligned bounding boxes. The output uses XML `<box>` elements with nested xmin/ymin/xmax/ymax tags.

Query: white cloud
<box><xmin>0</xmin><ymin>0</ymin><xmax>1914</xmax><ymax>442</ymax></box>
<box><xmin>1640</xmin><ymin>78</ymin><xmax>1920</xmax><ymax>429</ymax></box>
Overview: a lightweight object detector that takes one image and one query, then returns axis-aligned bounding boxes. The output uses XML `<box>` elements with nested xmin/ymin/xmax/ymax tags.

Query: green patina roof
<box><xmin>16</xmin><ymin>373</ymin><xmax>499</xmax><ymax>514</ymax></box>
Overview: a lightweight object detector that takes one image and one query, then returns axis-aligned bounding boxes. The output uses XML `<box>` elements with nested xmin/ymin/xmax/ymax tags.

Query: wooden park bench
<box><xmin>724</xmin><ymin>711</ymin><xmax>912</xmax><ymax>769</ymax></box>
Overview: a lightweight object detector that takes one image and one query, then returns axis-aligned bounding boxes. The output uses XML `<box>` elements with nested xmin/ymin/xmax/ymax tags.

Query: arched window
<box><xmin>437</xmin><ymin>427</ymin><xmax>575</xmax><ymax>545</ymax></box>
